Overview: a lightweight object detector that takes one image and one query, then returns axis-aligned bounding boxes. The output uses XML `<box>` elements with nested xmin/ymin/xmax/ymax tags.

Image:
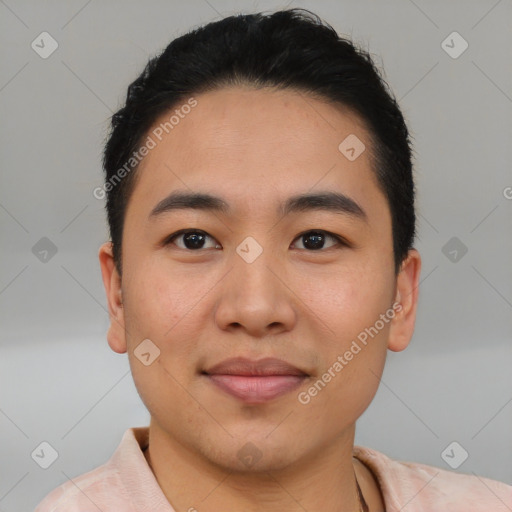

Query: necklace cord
<box><xmin>354</xmin><ymin>467</ymin><xmax>369</xmax><ymax>512</ymax></box>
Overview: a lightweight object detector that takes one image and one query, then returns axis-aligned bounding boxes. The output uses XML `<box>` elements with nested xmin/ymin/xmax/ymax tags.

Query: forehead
<box><xmin>125</xmin><ymin>87</ymin><xmax>388</xmax><ymax>227</ymax></box>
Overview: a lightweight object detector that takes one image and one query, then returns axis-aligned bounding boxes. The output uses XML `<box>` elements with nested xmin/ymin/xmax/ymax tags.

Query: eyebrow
<box><xmin>148</xmin><ymin>190</ymin><xmax>368</xmax><ymax>223</ymax></box>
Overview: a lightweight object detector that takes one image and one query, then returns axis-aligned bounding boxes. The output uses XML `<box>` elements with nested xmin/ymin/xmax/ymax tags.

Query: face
<box><xmin>100</xmin><ymin>86</ymin><xmax>420</xmax><ymax>472</ymax></box>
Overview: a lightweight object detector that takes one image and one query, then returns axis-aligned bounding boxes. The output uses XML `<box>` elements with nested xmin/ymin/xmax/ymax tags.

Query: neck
<box><xmin>144</xmin><ymin>419</ymin><xmax>364</xmax><ymax>512</ymax></box>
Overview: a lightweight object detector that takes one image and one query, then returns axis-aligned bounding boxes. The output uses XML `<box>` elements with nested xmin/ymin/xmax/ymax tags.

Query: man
<box><xmin>36</xmin><ymin>8</ymin><xmax>511</xmax><ymax>511</ymax></box>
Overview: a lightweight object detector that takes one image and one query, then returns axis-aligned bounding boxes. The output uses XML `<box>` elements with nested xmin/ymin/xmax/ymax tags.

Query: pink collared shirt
<box><xmin>35</xmin><ymin>427</ymin><xmax>512</xmax><ymax>511</ymax></box>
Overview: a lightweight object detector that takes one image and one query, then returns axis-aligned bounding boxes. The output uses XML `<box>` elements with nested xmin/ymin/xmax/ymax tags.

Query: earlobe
<box><xmin>387</xmin><ymin>249</ymin><xmax>422</xmax><ymax>352</ymax></box>
<box><xmin>98</xmin><ymin>242</ymin><xmax>127</xmax><ymax>354</ymax></box>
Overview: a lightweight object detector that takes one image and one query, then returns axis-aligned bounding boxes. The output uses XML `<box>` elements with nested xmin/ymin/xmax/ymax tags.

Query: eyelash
<box><xmin>163</xmin><ymin>229</ymin><xmax>349</xmax><ymax>252</ymax></box>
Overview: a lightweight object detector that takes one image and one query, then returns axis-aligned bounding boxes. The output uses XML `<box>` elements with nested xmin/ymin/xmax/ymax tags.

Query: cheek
<box><xmin>123</xmin><ymin>261</ymin><xmax>202</xmax><ymax>414</ymax></box>
<box><xmin>123</xmin><ymin>257</ymin><xmax>195</xmax><ymax>337</ymax></box>
<box><xmin>297</xmin><ymin>259</ymin><xmax>393</xmax><ymax>339</ymax></box>
<box><xmin>122</xmin><ymin>257</ymin><xmax>221</xmax><ymax>378</ymax></box>
<box><xmin>296</xmin><ymin>260</ymin><xmax>392</xmax><ymax>402</ymax></box>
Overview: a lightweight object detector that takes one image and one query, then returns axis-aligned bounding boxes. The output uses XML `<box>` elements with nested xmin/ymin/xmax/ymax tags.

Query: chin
<box><xmin>199</xmin><ymin>433</ymin><xmax>304</xmax><ymax>474</ymax></box>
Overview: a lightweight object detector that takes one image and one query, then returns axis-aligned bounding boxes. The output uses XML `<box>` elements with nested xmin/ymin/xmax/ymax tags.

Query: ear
<box><xmin>387</xmin><ymin>248</ymin><xmax>422</xmax><ymax>352</ymax></box>
<box><xmin>98</xmin><ymin>241</ymin><xmax>127</xmax><ymax>354</ymax></box>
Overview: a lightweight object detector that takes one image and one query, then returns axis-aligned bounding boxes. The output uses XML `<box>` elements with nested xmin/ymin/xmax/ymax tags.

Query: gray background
<box><xmin>1</xmin><ymin>0</ymin><xmax>511</xmax><ymax>510</ymax></box>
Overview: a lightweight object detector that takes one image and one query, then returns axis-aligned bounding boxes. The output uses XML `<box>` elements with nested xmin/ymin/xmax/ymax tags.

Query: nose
<box><xmin>213</xmin><ymin>245</ymin><xmax>297</xmax><ymax>338</ymax></box>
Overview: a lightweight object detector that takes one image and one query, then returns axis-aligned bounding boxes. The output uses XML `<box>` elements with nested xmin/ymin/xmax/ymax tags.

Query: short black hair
<box><xmin>102</xmin><ymin>8</ymin><xmax>416</xmax><ymax>276</ymax></box>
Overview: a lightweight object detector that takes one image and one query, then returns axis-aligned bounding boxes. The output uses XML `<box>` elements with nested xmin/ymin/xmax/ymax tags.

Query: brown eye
<box><xmin>164</xmin><ymin>229</ymin><xmax>346</xmax><ymax>252</ymax></box>
<box><xmin>291</xmin><ymin>230</ymin><xmax>344</xmax><ymax>251</ymax></box>
<box><xmin>165</xmin><ymin>230</ymin><xmax>220</xmax><ymax>250</ymax></box>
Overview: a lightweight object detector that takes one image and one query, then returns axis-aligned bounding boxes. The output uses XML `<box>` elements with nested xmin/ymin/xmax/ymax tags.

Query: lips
<box><xmin>202</xmin><ymin>357</ymin><xmax>308</xmax><ymax>403</ymax></box>
<box><xmin>204</xmin><ymin>357</ymin><xmax>308</xmax><ymax>377</ymax></box>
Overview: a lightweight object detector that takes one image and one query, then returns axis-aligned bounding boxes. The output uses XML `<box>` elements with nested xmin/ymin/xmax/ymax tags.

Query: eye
<box><xmin>291</xmin><ymin>230</ymin><xmax>346</xmax><ymax>251</ymax></box>
<box><xmin>163</xmin><ymin>229</ymin><xmax>347</xmax><ymax>252</ymax></box>
<box><xmin>164</xmin><ymin>229</ymin><xmax>220</xmax><ymax>250</ymax></box>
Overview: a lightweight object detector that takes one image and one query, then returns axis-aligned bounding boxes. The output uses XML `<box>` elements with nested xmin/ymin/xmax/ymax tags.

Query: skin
<box><xmin>99</xmin><ymin>87</ymin><xmax>421</xmax><ymax>511</ymax></box>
